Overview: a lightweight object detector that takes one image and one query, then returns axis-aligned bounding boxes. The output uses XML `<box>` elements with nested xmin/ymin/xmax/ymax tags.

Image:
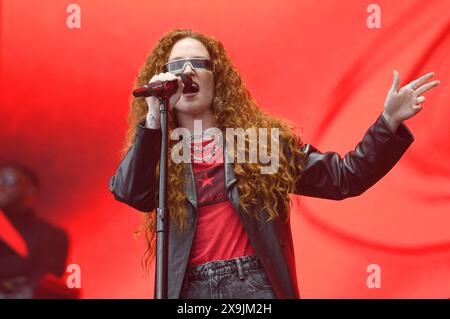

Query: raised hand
<box><xmin>382</xmin><ymin>70</ymin><xmax>440</xmax><ymax>133</ymax></box>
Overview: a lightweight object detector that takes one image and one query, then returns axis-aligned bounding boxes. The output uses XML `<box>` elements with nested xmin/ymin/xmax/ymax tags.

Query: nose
<box><xmin>182</xmin><ymin>63</ymin><xmax>195</xmax><ymax>75</ymax></box>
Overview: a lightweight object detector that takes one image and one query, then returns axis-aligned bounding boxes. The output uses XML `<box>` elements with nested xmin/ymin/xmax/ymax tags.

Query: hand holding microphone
<box><xmin>136</xmin><ymin>73</ymin><xmax>198</xmax><ymax>129</ymax></box>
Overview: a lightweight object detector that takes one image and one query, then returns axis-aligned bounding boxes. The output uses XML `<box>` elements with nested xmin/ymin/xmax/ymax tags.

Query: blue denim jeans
<box><xmin>179</xmin><ymin>255</ymin><xmax>277</xmax><ymax>299</ymax></box>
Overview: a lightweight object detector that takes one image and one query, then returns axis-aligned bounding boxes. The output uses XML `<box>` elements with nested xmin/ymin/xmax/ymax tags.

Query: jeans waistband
<box><xmin>187</xmin><ymin>255</ymin><xmax>263</xmax><ymax>280</ymax></box>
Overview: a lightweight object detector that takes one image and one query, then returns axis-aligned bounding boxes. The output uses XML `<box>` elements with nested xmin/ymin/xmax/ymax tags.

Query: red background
<box><xmin>1</xmin><ymin>0</ymin><xmax>449</xmax><ymax>298</ymax></box>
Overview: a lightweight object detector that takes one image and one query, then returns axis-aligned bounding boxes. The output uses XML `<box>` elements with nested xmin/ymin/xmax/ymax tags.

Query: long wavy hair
<box><xmin>124</xmin><ymin>29</ymin><xmax>306</xmax><ymax>272</ymax></box>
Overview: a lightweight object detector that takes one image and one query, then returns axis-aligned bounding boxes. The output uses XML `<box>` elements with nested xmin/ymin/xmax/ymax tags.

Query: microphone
<box><xmin>132</xmin><ymin>74</ymin><xmax>199</xmax><ymax>98</ymax></box>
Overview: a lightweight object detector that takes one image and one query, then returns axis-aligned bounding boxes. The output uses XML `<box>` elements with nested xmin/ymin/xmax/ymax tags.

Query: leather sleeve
<box><xmin>294</xmin><ymin>113</ymin><xmax>414</xmax><ymax>200</ymax></box>
<box><xmin>109</xmin><ymin>120</ymin><xmax>161</xmax><ymax>212</ymax></box>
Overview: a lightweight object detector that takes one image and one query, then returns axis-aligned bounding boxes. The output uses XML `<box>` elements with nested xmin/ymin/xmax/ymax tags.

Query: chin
<box><xmin>175</xmin><ymin>102</ymin><xmax>210</xmax><ymax>115</ymax></box>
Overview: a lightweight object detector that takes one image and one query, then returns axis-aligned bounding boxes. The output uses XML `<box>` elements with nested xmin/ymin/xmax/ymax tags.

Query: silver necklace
<box><xmin>190</xmin><ymin>139</ymin><xmax>222</xmax><ymax>162</ymax></box>
<box><xmin>191</xmin><ymin>148</ymin><xmax>219</xmax><ymax>163</ymax></box>
<box><xmin>190</xmin><ymin>134</ymin><xmax>223</xmax><ymax>151</ymax></box>
<box><xmin>189</xmin><ymin>126</ymin><xmax>220</xmax><ymax>141</ymax></box>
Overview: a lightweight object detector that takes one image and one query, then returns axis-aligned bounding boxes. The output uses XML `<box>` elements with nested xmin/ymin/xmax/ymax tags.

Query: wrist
<box><xmin>145</xmin><ymin>112</ymin><xmax>161</xmax><ymax>129</ymax></box>
<box><xmin>382</xmin><ymin>111</ymin><xmax>400</xmax><ymax>134</ymax></box>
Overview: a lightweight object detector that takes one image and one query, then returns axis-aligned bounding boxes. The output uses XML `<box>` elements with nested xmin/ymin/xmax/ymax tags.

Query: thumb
<box><xmin>391</xmin><ymin>69</ymin><xmax>400</xmax><ymax>92</ymax></box>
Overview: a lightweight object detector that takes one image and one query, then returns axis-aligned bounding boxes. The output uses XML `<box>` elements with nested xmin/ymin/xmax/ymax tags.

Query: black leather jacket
<box><xmin>109</xmin><ymin>113</ymin><xmax>414</xmax><ymax>298</ymax></box>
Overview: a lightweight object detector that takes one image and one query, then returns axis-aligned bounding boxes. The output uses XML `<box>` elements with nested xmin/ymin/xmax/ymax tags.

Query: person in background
<box><xmin>0</xmin><ymin>163</ymin><xmax>69</xmax><ymax>298</ymax></box>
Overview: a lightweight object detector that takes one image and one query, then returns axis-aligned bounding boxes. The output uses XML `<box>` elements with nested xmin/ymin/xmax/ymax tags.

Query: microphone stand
<box><xmin>140</xmin><ymin>75</ymin><xmax>192</xmax><ymax>299</ymax></box>
<box><xmin>155</xmin><ymin>95</ymin><xmax>170</xmax><ymax>299</ymax></box>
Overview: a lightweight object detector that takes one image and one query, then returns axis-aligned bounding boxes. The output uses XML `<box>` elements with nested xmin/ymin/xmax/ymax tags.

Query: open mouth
<box><xmin>183</xmin><ymin>81</ymin><xmax>199</xmax><ymax>94</ymax></box>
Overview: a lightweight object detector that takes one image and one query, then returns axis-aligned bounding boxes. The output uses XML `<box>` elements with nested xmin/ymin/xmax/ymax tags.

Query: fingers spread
<box><xmin>414</xmin><ymin>72</ymin><xmax>434</xmax><ymax>86</ymax></box>
<box><xmin>416</xmin><ymin>80</ymin><xmax>440</xmax><ymax>95</ymax></box>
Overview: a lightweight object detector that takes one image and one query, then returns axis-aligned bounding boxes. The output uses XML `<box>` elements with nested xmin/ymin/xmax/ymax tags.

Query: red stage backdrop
<box><xmin>1</xmin><ymin>0</ymin><xmax>449</xmax><ymax>298</ymax></box>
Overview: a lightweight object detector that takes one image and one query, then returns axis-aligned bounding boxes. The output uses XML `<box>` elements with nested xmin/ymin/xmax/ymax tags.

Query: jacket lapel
<box><xmin>184</xmin><ymin>162</ymin><xmax>198</xmax><ymax>212</ymax></box>
<box><xmin>224</xmin><ymin>142</ymin><xmax>239</xmax><ymax>207</ymax></box>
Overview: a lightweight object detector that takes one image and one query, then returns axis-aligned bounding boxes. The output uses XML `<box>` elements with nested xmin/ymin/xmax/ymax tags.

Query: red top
<box><xmin>188</xmin><ymin>137</ymin><xmax>256</xmax><ymax>267</ymax></box>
